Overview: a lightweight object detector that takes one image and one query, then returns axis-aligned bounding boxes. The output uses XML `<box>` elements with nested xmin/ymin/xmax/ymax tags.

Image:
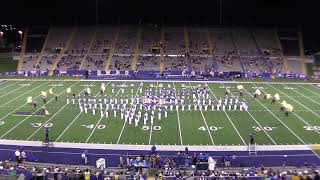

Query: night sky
<box><xmin>1</xmin><ymin>0</ymin><xmax>320</xmax><ymax>51</ymax></box>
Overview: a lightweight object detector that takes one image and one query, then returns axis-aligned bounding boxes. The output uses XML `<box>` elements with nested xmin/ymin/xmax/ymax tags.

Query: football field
<box><xmin>0</xmin><ymin>78</ymin><xmax>320</xmax><ymax>146</ymax></box>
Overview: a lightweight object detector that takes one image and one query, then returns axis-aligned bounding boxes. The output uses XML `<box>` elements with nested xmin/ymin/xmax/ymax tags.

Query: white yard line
<box><xmin>0</xmin><ymin>81</ymin><xmax>36</xmax><ymax>99</ymax></box>
<box><xmin>56</xmin><ymin>81</ymin><xmax>111</xmax><ymax>142</ymax></box>
<box><xmin>83</xmin><ymin>82</ymin><xmax>114</xmax><ymax>143</ymax></box>
<box><xmin>188</xmin><ymin>82</ymin><xmax>215</xmax><ymax>145</ymax></box>
<box><xmin>219</xmin><ymin>83</ymin><xmax>277</xmax><ymax>145</ymax></box>
<box><xmin>297</xmin><ymin>84</ymin><xmax>320</xmax><ymax>98</ymax></box>
<box><xmin>27</xmin><ymin>82</ymin><xmax>92</xmax><ymax>141</ymax></box>
<box><xmin>207</xmin><ymin>84</ymin><xmax>246</xmax><ymax>145</ymax></box>
<box><xmin>0</xmin><ymin>81</ymin><xmax>80</xmax><ymax>138</ymax></box>
<box><xmin>148</xmin><ymin>81</ymin><xmax>158</xmax><ymax>145</ymax></box>
<box><xmin>268</xmin><ymin>84</ymin><xmax>320</xmax><ymax>118</ymax></box>
<box><xmin>199</xmin><ymin>110</ymin><xmax>215</xmax><ymax>145</ymax></box>
<box><xmin>236</xmin><ymin>81</ymin><xmax>306</xmax><ymax>144</ymax></box>
<box><xmin>253</xmin><ymin>82</ymin><xmax>320</xmax><ymax>139</ymax></box>
<box><xmin>0</xmin><ymin>80</ymin><xmax>63</xmax><ymax>123</ymax></box>
<box><xmin>117</xmin><ymin>82</ymin><xmax>140</xmax><ymax>144</ymax></box>
<box><xmin>0</xmin><ymin>81</ymin><xmax>19</xmax><ymax>91</ymax></box>
<box><xmin>0</xmin><ymin>81</ymin><xmax>50</xmax><ymax>108</ymax></box>
<box><xmin>292</xmin><ymin>87</ymin><xmax>320</xmax><ymax>107</ymax></box>
<box><xmin>172</xmin><ymin>82</ymin><xmax>183</xmax><ymax>145</ymax></box>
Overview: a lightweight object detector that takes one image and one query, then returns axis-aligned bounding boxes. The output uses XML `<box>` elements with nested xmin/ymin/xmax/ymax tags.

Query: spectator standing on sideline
<box><xmin>15</xmin><ymin>149</ymin><xmax>21</xmax><ymax>163</ymax></box>
<box><xmin>81</xmin><ymin>150</ymin><xmax>89</xmax><ymax>165</ymax></box>
<box><xmin>151</xmin><ymin>145</ymin><xmax>156</xmax><ymax>154</ymax></box>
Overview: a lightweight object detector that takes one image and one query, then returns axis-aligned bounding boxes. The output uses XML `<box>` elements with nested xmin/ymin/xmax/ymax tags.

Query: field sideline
<box><xmin>0</xmin><ymin>79</ymin><xmax>319</xmax><ymax>147</ymax></box>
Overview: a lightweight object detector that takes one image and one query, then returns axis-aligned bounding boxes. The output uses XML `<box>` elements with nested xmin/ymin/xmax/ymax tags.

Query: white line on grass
<box><xmin>253</xmin><ymin>82</ymin><xmax>320</xmax><ymax>139</ymax></box>
<box><xmin>235</xmin><ymin>81</ymin><xmax>305</xmax><ymax>144</ymax></box>
<box><xmin>0</xmin><ymin>80</ymin><xmax>61</xmax><ymax>123</ymax></box>
<box><xmin>116</xmin><ymin>82</ymin><xmax>139</xmax><ymax>144</ymax></box>
<box><xmin>207</xmin><ymin>84</ymin><xmax>246</xmax><ymax>145</ymax></box>
<box><xmin>297</xmin><ymin>84</ymin><xmax>320</xmax><ymax>98</ymax></box>
<box><xmin>291</xmin><ymin>87</ymin><xmax>320</xmax><ymax>108</ymax></box>
<box><xmin>148</xmin><ymin>81</ymin><xmax>158</xmax><ymax>145</ymax></box>
<box><xmin>219</xmin><ymin>83</ymin><xmax>277</xmax><ymax>145</ymax></box>
<box><xmin>55</xmin><ymin>81</ymin><xmax>111</xmax><ymax>142</ymax></box>
<box><xmin>26</xmin><ymin>81</ymin><xmax>92</xmax><ymax>141</ymax></box>
<box><xmin>0</xmin><ymin>81</ymin><xmax>50</xmax><ymax>108</ymax></box>
<box><xmin>84</xmin><ymin>82</ymin><xmax>115</xmax><ymax>143</ymax></box>
<box><xmin>0</xmin><ymin>81</ymin><xmax>80</xmax><ymax>138</ymax></box>
<box><xmin>268</xmin><ymin>84</ymin><xmax>320</xmax><ymax>118</ymax></box>
<box><xmin>188</xmin><ymin>82</ymin><xmax>215</xmax><ymax>145</ymax></box>
<box><xmin>0</xmin><ymin>81</ymin><xmax>19</xmax><ymax>91</ymax></box>
<box><xmin>173</xmin><ymin>81</ymin><xmax>183</xmax><ymax>145</ymax></box>
<box><xmin>0</xmin><ymin>81</ymin><xmax>36</xmax><ymax>99</ymax></box>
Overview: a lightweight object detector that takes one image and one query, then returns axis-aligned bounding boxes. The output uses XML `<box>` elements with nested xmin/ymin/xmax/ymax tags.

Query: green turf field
<box><xmin>0</xmin><ymin>79</ymin><xmax>320</xmax><ymax>146</ymax></box>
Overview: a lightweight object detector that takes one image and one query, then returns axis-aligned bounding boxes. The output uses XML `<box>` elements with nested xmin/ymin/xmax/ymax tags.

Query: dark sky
<box><xmin>1</xmin><ymin>0</ymin><xmax>319</xmax><ymax>26</ymax></box>
<box><xmin>1</xmin><ymin>0</ymin><xmax>320</xmax><ymax>51</ymax></box>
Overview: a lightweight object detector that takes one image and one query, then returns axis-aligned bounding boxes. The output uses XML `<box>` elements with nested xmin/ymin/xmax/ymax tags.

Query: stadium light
<box><xmin>18</xmin><ymin>30</ymin><xmax>22</xmax><ymax>35</ymax></box>
<box><xmin>0</xmin><ymin>31</ymin><xmax>3</xmax><ymax>35</ymax></box>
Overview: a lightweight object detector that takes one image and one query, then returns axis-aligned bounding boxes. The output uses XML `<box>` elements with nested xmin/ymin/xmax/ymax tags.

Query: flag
<box><xmin>255</xmin><ymin>89</ymin><xmax>261</xmax><ymax>96</ymax></box>
<box><xmin>274</xmin><ymin>93</ymin><xmax>280</xmax><ymax>101</ymax></box>
<box><xmin>285</xmin><ymin>104</ymin><xmax>294</xmax><ymax>112</ymax></box>
<box><xmin>45</xmin><ymin>109</ymin><xmax>50</xmax><ymax>115</ymax></box>
<box><xmin>281</xmin><ymin>100</ymin><xmax>287</xmax><ymax>107</ymax></box>
<box><xmin>66</xmin><ymin>88</ymin><xmax>71</xmax><ymax>93</ymax></box>
<box><xmin>49</xmin><ymin>88</ymin><xmax>53</xmax><ymax>94</ymax></box>
<box><xmin>27</xmin><ymin>96</ymin><xmax>33</xmax><ymax>103</ymax></box>
<box><xmin>86</xmin><ymin>88</ymin><xmax>91</xmax><ymax>94</ymax></box>
<box><xmin>41</xmin><ymin>91</ymin><xmax>47</xmax><ymax>97</ymax></box>
<box><xmin>266</xmin><ymin>94</ymin><xmax>271</xmax><ymax>99</ymax></box>
<box><xmin>237</xmin><ymin>85</ymin><xmax>244</xmax><ymax>90</ymax></box>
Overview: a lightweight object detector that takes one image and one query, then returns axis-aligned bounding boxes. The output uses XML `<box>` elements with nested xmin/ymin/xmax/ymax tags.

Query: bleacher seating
<box><xmin>17</xmin><ymin>25</ymin><xmax>303</xmax><ymax>75</ymax></box>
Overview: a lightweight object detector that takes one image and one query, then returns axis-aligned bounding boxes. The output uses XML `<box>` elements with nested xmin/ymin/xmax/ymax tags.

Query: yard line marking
<box><xmin>84</xmin><ymin>81</ymin><xmax>114</xmax><ymax>143</ymax></box>
<box><xmin>253</xmin><ymin>82</ymin><xmax>320</xmax><ymax>139</ymax></box>
<box><xmin>268</xmin><ymin>84</ymin><xmax>320</xmax><ymax>118</ymax></box>
<box><xmin>0</xmin><ymin>81</ymin><xmax>50</xmax><ymax>108</ymax></box>
<box><xmin>26</xmin><ymin>81</ymin><xmax>92</xmax><ymax>141</ymax></box>
<box><xmin>291</xmin><ymin>86</ymin><xmax>320</xmax><ymax>106</ymax></box>
<box><xmin>236</xmin><ymin>81</ymin><xmax>305</xmax><ymax>144</ymax></box>
<box><xmin>189</xmin><ymin>82</ymin><xmax>215</xmax><ymax>145</ymax></box>
<box><xmin>0</xmin><ymin>80</ymin><xmax>60</xmax><ymax>123</ymax></box>
<box><xmin>117</xmin><ymin>82</ymin><xmax>139</xmax><ymax>144</ymax></box>
<box><xmin>0</xmin><ymin>80</ymin><xmax>80</xmax><ymax>138</ymax></box>
<box><xmin>219</xmin><ymin>83</ymin><xmax>277</xmax><ymax>145</ymax></box>
<box><xmin>208</xmin><ymin>84</ymin><xmax>246</xmax><ymax>145</ymax></box>
<box><xmin>173</xmin><ymin>81</ymin><xmax>183</xmax><ymax>145</ymax></box>
<box><xmin>55</xmin><ymin>81</ymin><xmax>111</xmax><ymax>142</ymax></box>
<box><xmin>148</xmin><ymin>81</ymin><xmax>158</xmax><ymax>145</ymax></box>
<box><xmin>297</xmin><ymin>84</ymin><xmax>320</xmax><ymax>98</ymax></box>
<box><xmin>0</xmin><ymin>80</ymin><xmax>36</xmax><ymax>99</ymax></box>
<box><xmin>0</xmin><ymin>81</ymin><xmax>19</xmax><ymax>91</ymax></box>
<box><xmin>199</xmin><ymin>110</ymin><xmax>215</xmax><ymax>145</ymax></box>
